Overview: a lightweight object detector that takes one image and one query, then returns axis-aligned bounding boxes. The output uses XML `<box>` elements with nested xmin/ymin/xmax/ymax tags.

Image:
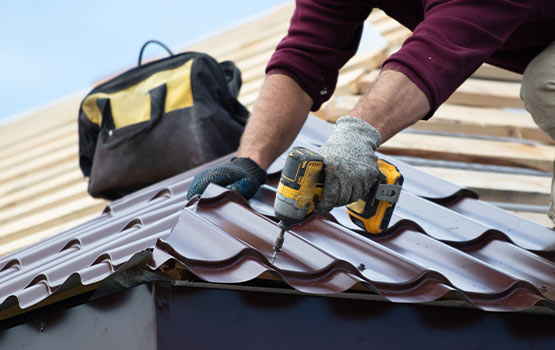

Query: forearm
<box><xmin>237</xmin><ymin>74</ymin><xmax>313</xmax><ymax>170</ymax></box>
<box><xmin>350</xmin><ymin>69</ymin><xmax>430</xmax><ymax>142</ymax></box>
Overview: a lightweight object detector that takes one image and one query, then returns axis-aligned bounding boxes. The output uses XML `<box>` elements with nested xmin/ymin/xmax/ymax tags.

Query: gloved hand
<box><xmin>314</xmin><ymin>116</ymin><xmax>382</xmax><ymax>213</ymax></box>
<box><xmin>187</xmin><ymin>157</ymin><xmax>267</xmax><ymax>200</ymax></box>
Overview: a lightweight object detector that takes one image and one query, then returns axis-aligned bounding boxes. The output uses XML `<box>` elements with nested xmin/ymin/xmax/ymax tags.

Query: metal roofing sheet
<box><xmin>0</xmin><ymin>116</ymin><xmax>554</xmax><ymax>319</ymax></box>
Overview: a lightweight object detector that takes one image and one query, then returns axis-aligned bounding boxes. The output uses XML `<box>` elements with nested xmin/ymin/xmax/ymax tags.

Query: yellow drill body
<box><xmin>272</xmin><ymin>147</ymin><xmax>403</xmax><ymax>262</ymax></box>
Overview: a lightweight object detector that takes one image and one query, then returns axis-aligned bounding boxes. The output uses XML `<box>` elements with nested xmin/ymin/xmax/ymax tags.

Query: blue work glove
<box><xmin>187</xmin><ymin>157</ymin><xmax>267</xmax><ymax>200</ymax></box>
<box><xmin>314</xmin><ymin>116</ymin><xmax>382</xmax><ymax>213</ymax></box>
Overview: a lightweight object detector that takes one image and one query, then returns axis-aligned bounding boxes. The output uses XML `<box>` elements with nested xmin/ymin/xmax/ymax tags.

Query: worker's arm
<box><xmin>237</xmin><ymin>74</ymin><xmax>313</xmax><ymax>169</ymax></box>
<box><xmin>314</xmin><ymin>68</ymin><xmax>429</xmax><ymax>213</ymax></box>
<box><xmin>350</xmin><ymin>69</ymin><xmax>429</xmax><ymax>142</ymax></box>
<box><xmin>188</xmin><ymin>0</ymin><xmax>370</xmax><ymax>200</ymax></box>
<box><xmin>187</xmin><ymin>74</ymin><xmax>312</xmax><ymax>200</ymax></box>
<box><xmin>236</xmin><ymin>68</ymin><xmax>430</xmax><ymax>171</ymax></box>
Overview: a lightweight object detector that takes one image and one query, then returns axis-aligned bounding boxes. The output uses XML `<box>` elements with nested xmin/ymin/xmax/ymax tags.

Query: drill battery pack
<box><xmin>346</xmin><ymin>159</ymin><xmax>403</xmax><ymax>234</ymax></box>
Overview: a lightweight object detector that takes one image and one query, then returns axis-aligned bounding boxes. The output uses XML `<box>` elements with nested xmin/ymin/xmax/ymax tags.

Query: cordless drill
<box><xmin>271</xmin><ymin>146</ymin><xmax>403</xmax><ymax>262</ymax></box>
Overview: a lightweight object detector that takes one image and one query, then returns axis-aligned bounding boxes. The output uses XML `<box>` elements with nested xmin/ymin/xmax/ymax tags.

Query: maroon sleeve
<box><xmin>266</xmin><ymin>0</ymin><xmax>372</xmax><ymax>111</ymax></box>
<box><xmin>382</xmin><ymin>0</ymin><xmax>541</xmax><ymax>119</ymax></box>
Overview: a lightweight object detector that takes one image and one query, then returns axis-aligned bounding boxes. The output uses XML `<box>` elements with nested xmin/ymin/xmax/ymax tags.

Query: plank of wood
<box><xmin>368</xmin><ymin>9</ymin><xmax>390</xmax><ymax>25</ymax></box>
<box><xmin>0</xmin><ymin>196</ymin><xmax>106</xmax><ymax>246</ymax></box>
<box><xmin>509</xmin><ymin>211</ymin><xmax>553</xmax><ymax>228</ymax></box>
<box><xmin>0</xmin><ymin>132</ymin><xmax>77</xmax><ymax>171</ymax></box>
<box><xmin>432</xmin><ymin>105</ymin><xmax>552</xmax><ymax>143</ymax></box>
<box><xmin>333</xmin><ymin>68</ymin><xmax>367</xmax><ymax>97</ymax></box>
<box><xmin>416</xmin><ymin>166</ymin><xmax>551</xmax><ymax>206</ymax></box>
<box><xmin>446</xmin><ymin>78</ymin><xmax>524</xmax><ymax>109</ymax></box>
<box><xmin>219</xmin><ymin>27</ymin><xmax>286</xmax><ymax>63</ymax></box>
<box><xmin>0</xmin><ymin>160</ymin><xmax>77</xmax><ymax>196</ymax></box>
<box><xmin>352</xmin><ymin>70</ymin><xmax>524</xmax><ymax>109</ymax></box>
<box><xmin>0</xmin><ymin>205</ymin><xmax>104</xmax><ymax>257</ymax></box>
<box><xmin>238</xmin><ymin>79</ymin><xmax>264</xmax><ymax>103</ymax></box>
<box><xmin>322</xmin><ymin>96</ymin><xmax>553</xmax><ymax>144</ymax></box>
<box><xmin>340</xmin><ymin>47</ymin><xmax>388</xmax><ymax>74</ymax></box>
<box><xmin>235</xmin><ymin>49</ymin><xmax>275</xmax><ymax>77</ymax></box>
<box><xmin>472</xmin><ymin>64</ymin><xmax>522</xmax><ymax>82</ymax></box>
<box><xmin>382</xmin><ymin>27</ymin><xmax>411</xmax><ymax>47</ymax></box>
<box><xmin>0</xmin><ymin>182</ymin><xmax>89</xmax><ymax>224</ymax></box>
<box><xmin>238</xmin><ymin>54</ymin><xmax>275</xmax><ymax>86</ymax></box>
<box><xmin>372</xmin><ymin>17</ymin><xmax>404</xmax><ymax>37</ymax></box>
<box><xmin>0</xmin><ymin>122</ymin><xmax>76</xmax><ymax>162</ymax></box>
<box><xmin>0</xmin><ymin>95</ymin><xmax>82</xmax><ymax>150</ymax></box>
<box><xmin>381</xmin><ymin>132</ymin><xmax>555</xmax><ymax>172</ymax></box>
<box><xmin>187</xmin><ymin>3</ymin><xmax>294</xmax><ymax>58</ymax></box>
<box><xmin>0</xmin><ymin>168</ymin><xmax>83</xmax><ymax>210</ymax></box>
<box><xmin>0</xmin><ymin>145</ymin><xmax>77</xmax><ymax>185</ymax></box>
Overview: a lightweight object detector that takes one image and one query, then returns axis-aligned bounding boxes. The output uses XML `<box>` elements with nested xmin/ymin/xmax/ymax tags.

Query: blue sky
<box><xmin>0</xmin><ymin>0</ymin><xmax>288</xmax><ymax>121</ymax></box>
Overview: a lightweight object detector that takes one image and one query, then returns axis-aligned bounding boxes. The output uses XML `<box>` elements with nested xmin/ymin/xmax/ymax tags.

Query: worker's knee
<box><xmin>520</xmin><ymin>41</ymin><xmax>555</xmax><ymax>141</ymax></box>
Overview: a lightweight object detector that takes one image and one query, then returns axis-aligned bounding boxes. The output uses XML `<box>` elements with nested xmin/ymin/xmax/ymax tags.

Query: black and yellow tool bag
<box><xmin>78</xmin><ymin>41</ymin><xmax>249</xmax><ymax>199</ymax></box>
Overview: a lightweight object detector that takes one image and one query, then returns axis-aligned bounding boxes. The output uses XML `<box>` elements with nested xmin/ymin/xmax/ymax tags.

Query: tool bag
<box><xmin>78</xmin><ymin>40</ymin><xmax>249</xmax><ymax>199</ymax></box>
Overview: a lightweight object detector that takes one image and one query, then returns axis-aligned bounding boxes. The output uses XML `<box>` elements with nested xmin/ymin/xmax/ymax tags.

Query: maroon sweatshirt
<box><xmin>266</xmin><ymin>0</ymin><xmax>555</xmax><ymax>117</ymax></box>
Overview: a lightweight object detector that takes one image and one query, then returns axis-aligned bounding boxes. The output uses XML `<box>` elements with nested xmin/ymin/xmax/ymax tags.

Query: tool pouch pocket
<box><xmin>78</xmin><ymin>40</ymin><xmax>248</xmax><ymax>199</ymax></box>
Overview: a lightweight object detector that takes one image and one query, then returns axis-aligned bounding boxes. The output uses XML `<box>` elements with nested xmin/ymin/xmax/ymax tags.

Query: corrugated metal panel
<box><xmin>1</xmin><ymin>116</ymin><xmax>553</xmax><ymax>319</ymax></box>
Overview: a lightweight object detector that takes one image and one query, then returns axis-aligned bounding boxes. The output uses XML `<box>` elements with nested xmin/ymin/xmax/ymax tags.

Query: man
<box><xmin>188</xmin><ymin>0</ymin><xmax>555</xmax><ymax>224</ymax></box>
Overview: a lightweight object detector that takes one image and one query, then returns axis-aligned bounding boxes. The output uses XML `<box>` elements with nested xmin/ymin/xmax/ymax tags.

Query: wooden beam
<box><xmin>0</xmin><ymin>197</ymin><xmax>106</xmax><ymax>246</ymax></box>
<box><xmin>368</xmin><ymin>9</ymin><xmax>390</xmax><ymax>25</ymax></box>
<box><xmin>0</xmin><ymin>133</ymin><xmax>77</xmax><ymax>171</ymax></box>
<box><xmin>0</xmin><ymin>95</ymin><xmax>81</xmax><ymax>150</ymax></box>
<box><xmin>0</xmin><ymin>182</ymin><xmax>90</xmax><ymax>224</ymax></box>
<box><xmin>446</xmin><ymin>78</ymin><xmax>523</xmax><ymax>109</ymax></box>
<box><xmin>416</xmin><ymin>166</ymin><xmax>551</xmax><ymax>206</ymax></box>
<box><xmin>0</xmin><ymin>203</ymin><xmax>105</xmax><ymax>257</ymax></box>
<box><xmin>186</xmin><ymin>3</ymin><xmax>294</xmax><ymax>58</ymax></box>
<box><xmin>472</xmin><ymin>64</ymin><xmax>522</xmax><ymax>82</ymax></box>
<box><xmin>381</xmin><ymin>132</ymin><xmax>555</xmax><ymax>172</ymax></box>
<box><xmin>220</xmin><ymin>28</ymin><xmax>286</xmax><ymax>63</ymax></box>
<box><xmin>509</xmin><ymin>211</ymin><xmax>553</xmax><ymax>228</ymax></box>
<box><xmin>0</xmin><ymin>160</ymin><xmax>77</xmax><ymax>196</ymax></box>
<box><xmin>0</xmin><ymin>122</ymin><xmax>76</xmax><ymax>163</ymax></box>
<box><xmin>0</xmin><ymin>145</ymin><xmax>77</xmax><ymax>185</ymax></box>
<box><xmin>321</xmin><ymin>96</ymin><xmax>553</xmax><ymax>144</ymax></box>
<box><xmin>0</xmin><ymin>168</ymin><xmax>82</xmax><ymax>209</ymax></box>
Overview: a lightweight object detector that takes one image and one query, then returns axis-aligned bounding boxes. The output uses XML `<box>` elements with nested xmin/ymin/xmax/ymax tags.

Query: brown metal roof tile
<box><xmin>148</xmin><ymin>182</ymin><xmax>554</xmax><ymax>311</ymax></box>
<box><xmin>1</xmin><ymin>116</ymin><xmax>554</xmax><ymax>320</ymax></box>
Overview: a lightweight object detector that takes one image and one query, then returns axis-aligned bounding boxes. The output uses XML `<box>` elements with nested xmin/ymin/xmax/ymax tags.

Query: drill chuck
<box><xmin>272</xmin><ymin>147</ymin><xmax>325</xmax><ymax>262</ymax></box>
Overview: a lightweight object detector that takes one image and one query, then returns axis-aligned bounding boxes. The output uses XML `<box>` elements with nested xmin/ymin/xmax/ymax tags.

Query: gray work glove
<box><xmin>187</xmin><ymin>157</ymin><xmax>267</xmax><ymax>200</ymax></box>
<box><xmin>314</xmin><ymin>116</ymin><xmax>382</xmax><ymax>213</ymax></box>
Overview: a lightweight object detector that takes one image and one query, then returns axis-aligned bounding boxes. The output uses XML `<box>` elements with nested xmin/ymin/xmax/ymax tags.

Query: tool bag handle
<box><xmin>138</xmin><ymin>40</ymin><xmax>174</xmax><ymax>66</ymax></box>
<box><xmin>95</xmin><ymin>40</ymin><xmax>174</xmax><ymax>149</ymax></box>
<box><xmin>96</xmin><ymin>83</ymin><xmax>167</xmax><ymax>149</ymax></box>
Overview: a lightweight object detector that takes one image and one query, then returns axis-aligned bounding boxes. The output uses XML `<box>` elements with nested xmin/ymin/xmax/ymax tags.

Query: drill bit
<box><xmin>271</xmin><ymin>226</ymin><xmax>287</xmax><ymax>263</ymax></box>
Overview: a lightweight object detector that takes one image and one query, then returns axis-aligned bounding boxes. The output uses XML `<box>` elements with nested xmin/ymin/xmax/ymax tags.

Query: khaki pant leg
<box><xmin>551</xmin><ymin>161</ymin><xmax>555</xmax><ymax>224</ymax></box>
<box><xmin>520</xmin><ymin>41</ymin><xmax>555</xmax><ymax>225</ymax></box>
